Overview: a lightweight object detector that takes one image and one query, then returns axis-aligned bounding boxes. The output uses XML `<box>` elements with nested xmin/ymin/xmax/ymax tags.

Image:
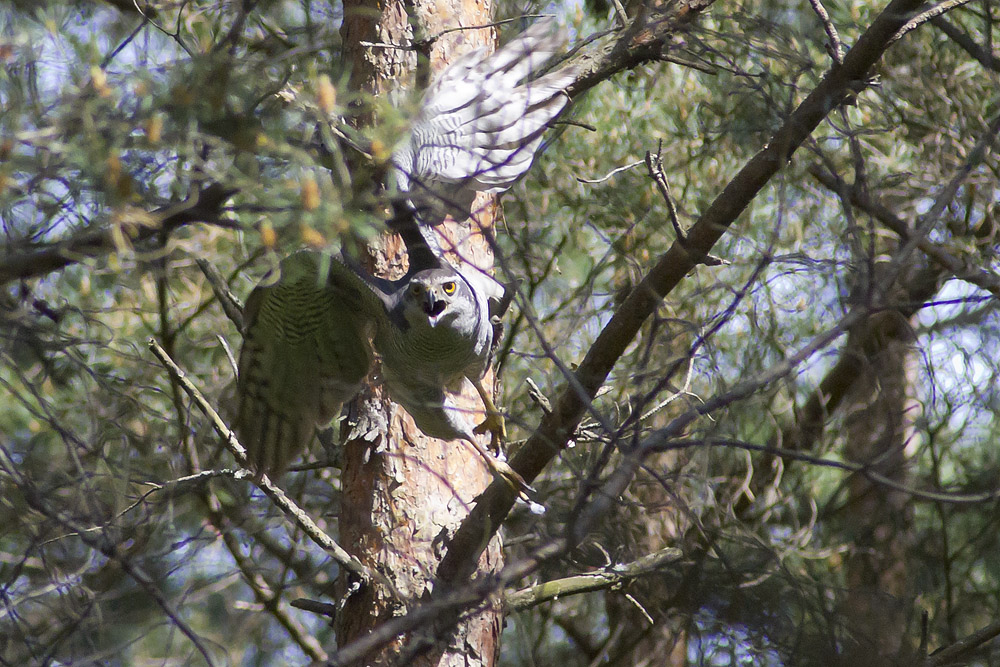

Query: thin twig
<box><xmin>808</xmin><ymin>164</ymin><xmax>1000</xmax><ymax>297</ymax></box>
<box><xmin>218</xmin><ymin>334</ymin><xmax>239</xmax><ymax>378</ymax></box>
<box><xmin>576</xmin><ymin>159</ymin><xmax>644</xmax><ymax>184</ymax></box>
<box><xmin>218</xmin><ymin>519</ymin><xmax>328</xmax><ymax>660</ymax></box>
<box><xmin>196</xmin><ymin>257</ymin><xmax>245</xmax><ymax>330</ymax></box>
<box><xmin>623</xmin><ymin>592</ymin><xmax>655</xmax><ymax>625</ymax></box>
<box><xmin>645</xmin><ymin>147</ymin><xmax>727</xmax><ymax>266</ymax></box>
<box><xmin>361</xmin><ymin>15</ymin><xmax>555</xmax><ymax>53</ymax></box>
<box><xmin>0</xmin><ymin>446</ymin><xmax>219</xmax><ymax>666</ymax></box>
<box><xmin>649</xmin><ymin>438</ymin><xmax>1000</xmax><ymax>505</ymax></box>
<box><xmin>291</xmin><ymin>598</ymin><xmax>339</xmax><ymax>616</ymax></box>
<box><xmin>422</xmin><ymin>15</ymin><xmax>554</xmax><ymax>44</ymax></box>
<box><xmin>147</xmin><ymin>337</ymin><xmax>402</xmax><ymax>600</ymax></box>
<box><xmin>807</xmin><ymin>0</ymin><xmax>844</xmax><ymax>62</ymax></box>
<box><xmin>890</xmin><ymin>0</ymin><xmax>975</xmax><ymax>45</ymax></box>
<box><xmin>557</xmin><ymin>119</ymin><xmax>598</xmax><ymax>132</ymax></box>
<box><xmin>119</xmin><ymin>469</ymin><xmax>247</xmax><ymax>517</ymax></box>
<box><xmin>645</xmin><ymin>148</ymin><xmax>685</xmax><ymax>242</ymax></box>
<box><xmin>658</xmin><ymin>54</ymin><xmax>718</xmax><ymax>74</ymax></box>
<box><xmin>102</xmin><ymin>15</ymin><xmax>149</xmax><ymax>68</ymax></box>
<box><xmin>638</xmin><ymin>354</ymin><xmax>697</xmax><ymax>422</ymax></box>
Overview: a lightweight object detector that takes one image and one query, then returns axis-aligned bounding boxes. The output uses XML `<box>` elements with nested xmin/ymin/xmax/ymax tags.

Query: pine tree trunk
<box><xmin>337</xmin><ymin>1</ymin><xmax>503</xmax><ymax>664</ymax></box>
<box><xmin>838</xmin><ymin>263</ymin><xmax>921</xmax><ymax>666</ymax></box>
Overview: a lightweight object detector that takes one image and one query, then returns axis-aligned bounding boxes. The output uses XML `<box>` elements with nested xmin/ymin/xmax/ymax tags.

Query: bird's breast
<box><xmin>377</xmin><ymin>320</ymin><xmax>482</xmax><ymax>388</ymax></box>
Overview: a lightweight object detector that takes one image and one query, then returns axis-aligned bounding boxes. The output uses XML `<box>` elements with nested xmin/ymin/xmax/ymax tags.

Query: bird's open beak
<box><xmin>422</xmin><ymin>290</ymin><xmax>446</xmax><ymax>320</ymax></box>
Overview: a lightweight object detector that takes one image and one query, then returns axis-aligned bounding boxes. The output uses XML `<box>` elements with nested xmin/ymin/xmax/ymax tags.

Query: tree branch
<box><xmin>146</xmin><ymin>337</ymin><xmax>400</xmax><ymax>599</ymax></box>
<box><xmin>503</xmin><ymin>547</ymin><xmax>682</xmax><ymax>612</ymax></box>
<box><xmin>925</xmin><ymin>618</ymin><xmax>1000</xmax><ymax>666</ymax></box>
<box><xmin>195</xmin><ymin>257</ymin><xmax>246</xmax><ymax>330</ymax></box>
<box><xmin>932</xmin><ymin>15</ymin><xmax>1000</xmax><ymax>72</ymax></box>
<box><xmin>437</xmin><ymin>0</ymin><xmax>930</xmax><ymax>587</ymax></box>
<box><xmin>0</xmin><ymin>183</ymin><xmax>235</xmax><ymax>287</ymax></box>
<box><xmin>0</xmin><ymin>450</ymin><xmax>218</xmax><ymax>666</ymax></box>
<box><xmin>809</xmin><ymin>165</ymin><xmax>1000</xmax><ymax>297</ymax></box>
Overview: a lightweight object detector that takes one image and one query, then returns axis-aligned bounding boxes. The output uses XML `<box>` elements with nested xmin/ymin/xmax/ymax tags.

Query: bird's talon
<box><xmin>491</xmin><ymin>461</ymin><xmax>536</xmax><ymax>500</ymax></box>
<box><xmin>473</xmin><ymin>412</ymin><xmax>507</xmax><ymax>449</ymax></box>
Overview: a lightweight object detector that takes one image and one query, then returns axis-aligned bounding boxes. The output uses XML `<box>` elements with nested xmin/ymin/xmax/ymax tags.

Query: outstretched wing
<box><xmin>234</xmin><ymin>251</ymin><xmax>389</xmax><ymax>477</ymax></box>
<box><xmin>392</xmin><ymin>18</ymin><xmax>580</xmax><ymax>228</ymax></box>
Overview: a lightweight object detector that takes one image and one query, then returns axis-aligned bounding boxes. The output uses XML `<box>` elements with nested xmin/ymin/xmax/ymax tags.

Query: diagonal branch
<box><xmin>0</xmin><ymin>447</ymin><xmax>218</xmax><ymax>666</ymax></box>
<box><xmin>924</xmin><ymin>618</ymin><xmax>1000</xmax><ymax>666</ymax></box>
<box><xmin>563</xmin><ymin>0</ymin><xmax>715</xmax><ymax>100</ymax></box>
<box><xmin>808</xmin><ymin>164</ymin><xmax>1000</xmax><ymax>297</ymax></box>
<box><xmin>146</xmin><ymin>337</ymin><xmax>401</xmax><ymax>599</ymax></box>
<box><xmin>436</xmin><ymin>0</ymin><xmax>931</xmax><ymax>587</ymax></box>
<box><xmin>932</xmin><ymin>15</ymin><xmax>1000</xmax><ymax>72</ymax></box>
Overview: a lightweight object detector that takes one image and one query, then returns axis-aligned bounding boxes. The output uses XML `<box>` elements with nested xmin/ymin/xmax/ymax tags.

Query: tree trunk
<box><xmin>337</xmin><ymin>1</ymin><xmax>503</xmax><ymax>664</ymax></box>
<box><xmin>837</xmin><ymin>263</ymin><xmax>922</xmax><ymax>666</ymax></box>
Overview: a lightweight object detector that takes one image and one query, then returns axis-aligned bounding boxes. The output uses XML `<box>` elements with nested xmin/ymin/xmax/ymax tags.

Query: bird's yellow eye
<box><xmin>442</xmin><ymin>281</ymin><xmax>457</xmax><ymax>295</ymax></box>
<box><xmin>410</xmin><ymin>284</ymin><xmax>423</xmax><ymax>297</ymax></box>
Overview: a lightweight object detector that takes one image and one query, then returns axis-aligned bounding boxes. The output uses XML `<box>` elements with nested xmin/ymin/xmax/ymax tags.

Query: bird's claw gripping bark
<box><xmin>473</xmin><ymin>410</ymin><xmax>507</xmax><ymax>450</ymax></box>
<box><xmin>486</xmin><ymin>454</ymin><xmax>536</xmax><ymax>500</ymax></box>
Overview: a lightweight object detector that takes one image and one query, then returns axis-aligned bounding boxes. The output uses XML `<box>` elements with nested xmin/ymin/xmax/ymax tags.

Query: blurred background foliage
<box><xmin>1</xmin><ymin>0</ymin><xmax>999</xmax><ymax>665</ymax></box>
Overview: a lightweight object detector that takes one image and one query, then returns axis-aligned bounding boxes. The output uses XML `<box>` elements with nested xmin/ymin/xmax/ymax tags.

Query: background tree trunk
<box><xmin>836</xmin><ymin>262</ymin><xmax>922</xmax><ymax>665</ymax></box>
<box><xmin>337</xmin><ymin>0</ymin><xmax>504</xmax><ymax>663</ymax></box>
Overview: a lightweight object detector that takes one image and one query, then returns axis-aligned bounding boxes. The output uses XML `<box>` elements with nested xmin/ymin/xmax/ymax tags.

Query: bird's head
<box><xmin>403</xmin><ymin>270</ymin><xmax>466</xmax><ymax>328</ymax></box>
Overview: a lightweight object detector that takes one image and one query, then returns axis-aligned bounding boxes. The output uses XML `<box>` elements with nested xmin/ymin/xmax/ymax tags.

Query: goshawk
<box><xmin>234</xmin><ymin>19</ymin><xmax>577</xmax><ymax>483</ymax></box>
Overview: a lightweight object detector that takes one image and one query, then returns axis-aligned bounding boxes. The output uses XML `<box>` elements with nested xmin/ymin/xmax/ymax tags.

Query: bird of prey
<box><xmin>235</xmin><ymin>251</ymin><xmax>523</xmax><ymax>487</ymax></box>
<box><xmin>380</xmin><ymin>17</ymin><xmax>579</xmax><ymax>474</ymax></box>
<box><xmin>233</xmin><ymin>18</ymin><xmax>578</xmax><ymax>482</ymax></box>
<box><xmin>373</xmin><ymin>257</ymin><xmax>519</xmax><ymax>486</ymax></box>
<box><xmin>234</xmin><ymin>251</ymin><xmax>380</xmax><ymax>476</ymax></box>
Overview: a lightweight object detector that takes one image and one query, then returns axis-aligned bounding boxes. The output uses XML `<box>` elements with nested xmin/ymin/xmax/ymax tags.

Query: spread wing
<box><xmin>391</xmin><ymin>17</ymin><xmax>581</xmax><ymax>229</ymax></box>
<box><xmin>234</xmin><ymin>251</ymin><xmax>390</xmax><ymax>477</ymax></box>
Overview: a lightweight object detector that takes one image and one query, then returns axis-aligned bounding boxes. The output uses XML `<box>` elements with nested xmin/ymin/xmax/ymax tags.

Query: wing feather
<box><xmin>234</xmin><ymin>251</ymin><xmax>384</xmax><ymax>477</ymax></box>
<box><xmin>392</xmin><ymin>18</ymin><xmax>580</xmax><ymax>224</ymax></box>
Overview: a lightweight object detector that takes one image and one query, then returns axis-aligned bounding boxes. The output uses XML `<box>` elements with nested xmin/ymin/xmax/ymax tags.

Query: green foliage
<box><xmin>2</xmin><ymin>0</ymin><xmax>1000</xmax><ymax>665</ymax></box>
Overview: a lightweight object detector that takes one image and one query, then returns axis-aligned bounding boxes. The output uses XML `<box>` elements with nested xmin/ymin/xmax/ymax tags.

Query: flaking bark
<box><xmin>336</xmin><ymin>0</ymin><xmax>503</xmax><ymax>664</ymax></box>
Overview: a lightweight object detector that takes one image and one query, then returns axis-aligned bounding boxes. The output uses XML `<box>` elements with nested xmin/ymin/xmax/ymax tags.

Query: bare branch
<box><xmin>891</xmin><ymin>0</ymin><xmax>976</xmax><ymax>45</ymax></box>
<box><xmin>146</xmin><ymin>337</ymin><xmax>400</xmax><ymax>599</ymax></box>
<box><xmin>932</xmin><ymin>15</ymin><xmax>1000</xmax><ymax>72</ymax></box>
<box><xmin>196</xmin><ymin>258</ymin><xmax>246</xmax><ymax>330</ymax></box>
<box><xmin>809</xmin><ymin>164</ymin><xmax>1000</xmax><ymax>297</ymax></box>
<box><xmin>503</xmin><ymin>547</ymin><xmax>682</xmax><ymax>612</ymax></box>
<box><xmin>924</xmin><ymin>618</ymin><xmax>1000</xmax><ymax>666</ymax></box>
<box><xmin>576</xmin><ymin>159</ymin><xmax>644</xmax><ymax>184</ymax></box>
<box><xmin>807</xmin><ymin>0</ymin><xmax>844</xmax><ymax>62</ymax></box>
<box><xmin>0</xmin><ymin>447</ymin><xmax>218</xmax><ymax>666</ymax></box>
<box><xmin>0</xmin><ymin>184</ymin><xmax>236</xmax><ymax>287</ymax></box>
<box><xmin>437</xmin><ymin>0</ymin><xmax>934</xmax><ymax>588</ymax></box>
<box><xmin>652</xmin><ymin>439</ymin><xmax>1000</xmax><ymax>505</ymax></box>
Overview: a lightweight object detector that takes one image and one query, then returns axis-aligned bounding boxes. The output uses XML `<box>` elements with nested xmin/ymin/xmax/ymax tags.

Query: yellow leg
<box><xmin>471</xmin><ymin>377</ymin><xmax>506</xmax><ymax>448</ymax></box>
<box><xmin>467</xmin><ymin>378</ymin><xmax>534</xmax><ymax>497</ymax></box>
<box><xmin>463</xmin><ymin>436</ymin><xmax>533</xmax><ymax>498</ymax></box>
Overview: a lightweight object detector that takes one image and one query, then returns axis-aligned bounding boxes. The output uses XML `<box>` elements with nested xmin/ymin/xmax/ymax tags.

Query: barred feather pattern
<box><xmin>392</xmin><ymin>17</ymin><xmax>580</xmax><ymax>225</ymax></box>
<box><xmin>234</xmin><ymin>253</ymin><xmax>376</xmax><ymax>477</ymax></box>
<box><xmin>232</xmin><ymin>20</ymin><xmax>577</xmax><ymax>474</ymax></box>
<box><xmin>376</xmin><ymin>265</ymin><xmax>502</xmax><ymax>443</ymax></box>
